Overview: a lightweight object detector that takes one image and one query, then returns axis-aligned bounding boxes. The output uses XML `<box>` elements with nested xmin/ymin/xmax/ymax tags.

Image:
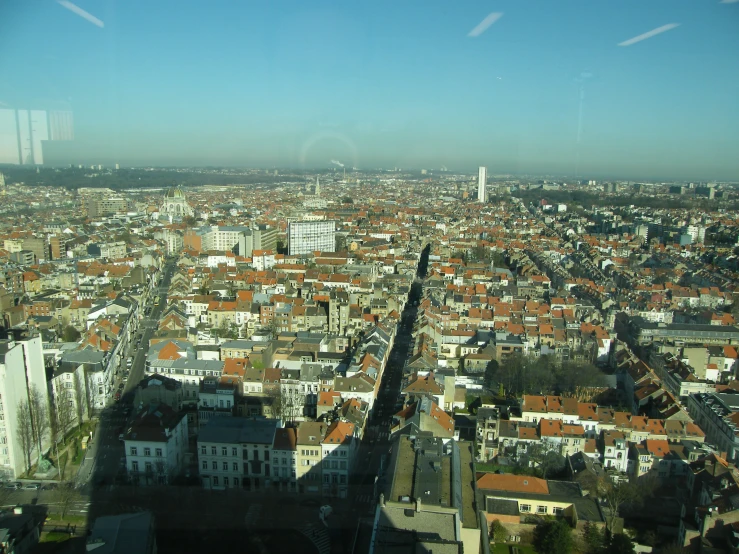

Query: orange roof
<box><xmin>476</xmin><ymin>473</ymin><xmax>549</xmax><ymax>495</ymax></box>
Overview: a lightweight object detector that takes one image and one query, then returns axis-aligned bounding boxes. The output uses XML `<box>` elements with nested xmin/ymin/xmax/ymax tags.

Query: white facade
<box><xmin>478</xmin><ymin>166</ymin><xmax>487</xmax><ymax>203</ymax></box>
<box><xmin>0</xmin><ymin>336</ymin><xmax>52</xmax><ymax>479</ymax></box>
<box><xmin>288</xmin><ymin>220</ymin><xmax>336</xmax><ymax>256</ymax></box>
<box><xmin>124</xmin><ymin>409</ymin><xmax>188</xmax><ymax>485</ymax></box>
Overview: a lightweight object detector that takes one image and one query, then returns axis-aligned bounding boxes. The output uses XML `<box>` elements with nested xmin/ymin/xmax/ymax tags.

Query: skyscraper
<box><xmin>478</xmin><ymin>166</ymin><xmax>487</xmax><ymax>203</ymax></box>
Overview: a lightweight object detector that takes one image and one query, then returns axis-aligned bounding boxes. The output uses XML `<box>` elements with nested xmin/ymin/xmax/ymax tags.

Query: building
<box><xmin>369</xmin><ymin>435</ymin><xmax>480</xmax><ymax>554</ymax></box>
<box><xmin>478</xmin><ymin>166</ymin><xmax>487</xmax><ymax>203</ymax></box>
<box><xmin>477</xmin><ymin>473</ymin><xmax>604</xmax><ymax>538</ymax></box>
<box><xmin>123</xmin><ymin>403</ymin><xmax>189</xmax><ymax>485</ymax></box>
<box><xmin>296</xmin><ymin>421</ymin><xmax>326</xmax><ymax>494</ymax></box>
<box><xmin>0</xmin><ymin>336</ymin><xmax>51</xmax><ymax>480</ymax></box>
<box><xmin>197</xmin><ymin>416</ymin><xmax>279</xmax><ymax>490</ymax></box>
<box><xmin>87</xmin><ymin>197</ymin><xmax>128</xmax><ymax>218</ymax></box>
<box><xmin>288</xmin><ymin>220</ymin><xmax>336</xmax><ymax>256</ymax></box>
<box><xmin>271</xmin><ymin>427</ymin><xmax>298</xmax><ymax>492</ymax></box>
<box><xmin>86</xmin><ymin>512</ymin><xmax>157</xmax><ymax>554</ymax></box>
<box><xmin>159</xmin><ymin>185</ymin><xmax>194</xmax><ymax>220</ymax></box>
<box><xmin>321</xmin><ymin>420</ymin><xmax>357</xmax><ymax>499</ymax></box>
<box><xmin>687</xmin><ymin>392</ymin><xmax>739</xmax><ymax>463</ymax></box>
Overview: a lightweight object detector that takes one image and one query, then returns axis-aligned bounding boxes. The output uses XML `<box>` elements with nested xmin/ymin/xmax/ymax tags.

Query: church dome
<box><xmin>166</xmin><ymin>185</ymin><xmax>184</xmax><ymax>199</ymax></box>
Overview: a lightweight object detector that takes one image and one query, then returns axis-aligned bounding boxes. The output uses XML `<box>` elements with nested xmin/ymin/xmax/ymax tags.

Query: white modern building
<box><xmin>123</xmin><ymin>403</ymin><xmax>188</xmax><ymax>485</ymax></box>
<box><xmin>0</xmin><ymin>336</ymin><xmax>52</xmax><ymax>479</ymax></box>
<box><xmin>478</xmin><ymin>166</ymin><xmax>487</xmax><ymax>203</ymax></box>
<box><xmin>288</xmin><ymin>220</ymin><xmax>336</xmax><ymax>256</ymax></box>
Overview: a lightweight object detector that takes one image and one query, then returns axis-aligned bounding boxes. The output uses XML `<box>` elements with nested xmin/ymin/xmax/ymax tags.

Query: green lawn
<box><xmin>492</xmin><ymin>544</ymin><xmax>538</xmax><ymax>554</ymax></box>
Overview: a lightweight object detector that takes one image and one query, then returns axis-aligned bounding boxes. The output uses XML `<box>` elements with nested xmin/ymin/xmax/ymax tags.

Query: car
<box><xmin>41</xmin><ymin>483</ymin><xmax>57</xmax><ymax>491</ymax></box>
<box><xmin>23</xmin><ymin>483</ymin><xmax>39</xmax><ymax>490</ymax></box>
<box><xmin>5</xmin><ymin>482</ymin><xmax>21</xmax><ymax>490</ymax></box>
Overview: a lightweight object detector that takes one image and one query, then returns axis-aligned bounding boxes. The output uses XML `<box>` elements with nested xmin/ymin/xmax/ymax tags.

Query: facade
<box><xmin>87</xmin><ymin>197</ymin><xmax>127</xmax><ymax>218</ymax></box>
<box><xmin>197</xmin><ymin>416</ymin><xmax>279</xmax><ymax>491</ymax></box>
<box><xmin>123</xmin><ymin>403</ymin><xmax>189</xmax><ymax>485</ymax></box>
<box><xmin>159</xmin><ymin>185</ymin><xmax>194</xmax><ymax>220</ymax></box>
<box><xmin>0</xmin><ymin>336</ymin><xmax>51</xmax><ymax>480</ymax></box>
<box><xmin>296</xmin><ymin>421</ymin><xmax>326</xmax><ymax>494</ymax></box>
<box><xmin>288</xmin><ymin>220</ymin><xmax>336</xmax><ymax>256</ymax></box>
<box><xmin>478</xmin><ymin>166</ymin><xmax>487</xmax><ymax>203</ymax></box>
<box><xmin>271</xmin><ymin>427</ymin><xmax>298</xmax><ymax>492</ymax></box>
<box><xmin>321</xmin><ymin>420</ymin><xmax>357</xmax><ymax>499</ymax></box>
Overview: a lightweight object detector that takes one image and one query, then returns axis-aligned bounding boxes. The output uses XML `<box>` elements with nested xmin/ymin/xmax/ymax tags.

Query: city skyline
<box><xmin>1</xmin><ymin>1</ymin><xmax>737</xmax><ymax>180</ymax></box>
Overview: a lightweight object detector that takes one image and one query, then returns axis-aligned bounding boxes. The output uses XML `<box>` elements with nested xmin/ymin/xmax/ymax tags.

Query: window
<box><xmin>265</xmin><ymin>451</ymin><xmax>269</xmax><ymax>461</ymax></box>
<box><xmin>212</xmin><ymin>461</ymin><xmax>217</xmax><ymax>470</ymax></box>
<box><xmin>282</xmin><ymin>458</ymin><xmax>287</xmax><ymax>466</ymax></box>
<box><xmin>201</xmin><ymin>446</ymin><xmax>206</xmax><ymax>455</ymax></box>
<box><xmin>553</xmin><ymin>507</ymin><xmax>564</xmax><ymax>515</ymax></box>
<box><xmin>222</xmin><ymin>447</ymin><xmax>228</xmax><ymax>456</ymax></box>
<box><xmin>156</xmin><ymin>448</ymin><xmax>163</xmax><ymax>457</ymax></box>
<box><xmin>340</xmin><ymin>450</ymin><xmax>346</xmax><ymax>457</ymax></box>
<box><xmin>234</xmin><ymin>478</ymin><xmax>239</xmax><ymax>486</ymax></box>
<box><xmin>324</xmin><ymin>474</ymin><xmax>330</xmax><ymax>483</ymax></box>
<box><xmin>233</xmin><ymin>462</ymin><xmax>238</xmax><ymax>471</ymax></box>
<box><xmin>132</xmin><ymin>461</ymin><xmax>139</xmax><ymax>472</ymax></box>
<box><xmin>340</xmin><ymin>461</ymin><xmax>347</xmax><ymax>470</ymax></box>
<box><xmin>223</xmin><ymin>462</ymin><xmax>228</xmax><ymax>470</ymax></box>
<box><xmin>537</xmin><ymin>506</ymin><xmax>547</xmax><ymax>514</ymax></box>
<box><xmin>224</xmin><ymin>477</ymin><xmax>229</xmax><ymax>486</ymax></box>
<box><xmin>211</xmin><ymin>446</ymin><xmax>216</xmax><ymax>455</ymax></box>
<box><xmin>232</xmin><ymin>447</ymin><xmax>237</xmax><ymax>457</ymax></box>
<box><xmin>213</xmin><ymin>476</ymin><xmax>219</xmax><ymax>486</ymax></box>
<box><xmin>202</xmin><ymin>461</ymin><xmax>207</xmax><ymax>469</ymax></box>
<box><xmin>520</xmin><ymin>504</ymin><xmax>531</xmax><ymax>513</ymax></box>
<box><xmin>340</xmin><ymin>474</ymin><xmax>346</xmax><ymax>484</ymax></box>
<box><xmin>145</xmin><ymin>462</ymin><xmax>152</xmax><ymax>472</ymax></box>
<box><xmin>130</xmin><ymin>447</ymin><xmax>138</xmax><ymax>456</ymax></box>
<box><xmin>144</xmin><ymin>447</ymin><xmax>151</xmax><ymax>456</ymax></box>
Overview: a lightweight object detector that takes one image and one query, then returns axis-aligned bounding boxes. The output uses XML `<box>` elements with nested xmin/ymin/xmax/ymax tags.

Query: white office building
<box><xmin>288</xmin><ymin>220</ymin><xmax>336</xmax><ymax>256</ymax></box>
<box><xmin>478</xmin><ymin>166</ymin><xmax>487</xmax><ymax>203</ymax></box>
<box><xmin>0</xmin><ymin>336</ymin><xmax>52</xmax><ymax>479</ymax></box>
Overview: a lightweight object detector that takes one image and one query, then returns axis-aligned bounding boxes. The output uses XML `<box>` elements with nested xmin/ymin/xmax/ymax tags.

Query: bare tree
<box><xmin>28</xmin><ymin>384</ymin><xmax>49</xmax><ymax>459</ymax></box>
<box><xmin>55</xmin><ymin>483</ymin><xmax>80</xmax><ymax>521</ymax></box>
<box><xmin>588</xmin><ymin>475</ymin><xmax>642</xmax><ymax>533</ymax></box>
<box><xmin>16</xmin><ymin>400</ymin><xmax>34</xmax><ymax>476</ymax></box>
<box><xmin>55</xmin><ymin>388</ymin><xmax>75</xmax><ymax>443</ymax></box>
<box><xmin>73</xmin><ymin>370</ymin><xmax>87</xmax><ymax>430</ymax></box>
<box><xmin>155</xmin><ymin>457</ymin><xmax>167</xmax><ymax>485</ymax></box>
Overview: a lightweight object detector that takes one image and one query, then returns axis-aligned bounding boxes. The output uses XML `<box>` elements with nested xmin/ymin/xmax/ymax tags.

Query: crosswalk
<box><xmin>298</xmin><ymin>523</ymin><xmax>331</xmax><ymax>554</ymax></box>
<box><xmin>244</xmin><ymin>503</ymin><xmax>262</xmax><ymax>528</ymax></box>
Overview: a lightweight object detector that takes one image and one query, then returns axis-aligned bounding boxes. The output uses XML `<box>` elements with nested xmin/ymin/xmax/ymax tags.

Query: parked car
<box><xmin>23</xmin><ymin>483</ymin><xmax>39</xmax><ymax>490</ymax></box>
<box><xmin>5</xmin><ymin>482</ymin><xmax>21</xmax><ymax>489</ymax></box>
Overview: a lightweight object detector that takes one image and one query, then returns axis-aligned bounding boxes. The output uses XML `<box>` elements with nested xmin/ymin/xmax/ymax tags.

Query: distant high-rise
<box><xmin>478</xmin><ymin>166</ymin><xmax>487</xmax><ymax>203</ymax></box>
<box><xmin>288</xmin><ymin>220</ymin><xmax>336</xmax><ymax>256</ymax></box>
<box><xmin>315</xmin><ymin>176</ymin><xmax>320</xmax><ymax>197</ymax></box>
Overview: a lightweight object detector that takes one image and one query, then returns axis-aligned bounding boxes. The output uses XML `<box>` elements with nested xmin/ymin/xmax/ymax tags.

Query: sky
<box><xmin>0</xmin><ymin>0</ymin><xmax>738</xmax><ymax>179</ymax></box>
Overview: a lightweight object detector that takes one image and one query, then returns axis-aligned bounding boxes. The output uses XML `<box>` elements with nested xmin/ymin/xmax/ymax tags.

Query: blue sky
<box><xmin>1</xmin><ymin>0</ymin><xmax>738</xmax><ymax>179</ymax></box>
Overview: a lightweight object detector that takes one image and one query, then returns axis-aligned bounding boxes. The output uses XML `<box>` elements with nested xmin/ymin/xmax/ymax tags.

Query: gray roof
<box><xmin>198</xmin><ymin>416</ymin><xmax>278</xmax><ymax>446</ymax></box>
<box><xmin>87</xmin><ymin>511</ymin><xmax>155</xmax><ymax>554</ymax></box>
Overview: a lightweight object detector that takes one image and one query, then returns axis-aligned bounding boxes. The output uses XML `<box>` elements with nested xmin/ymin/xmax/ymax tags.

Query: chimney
<box><xmin>416</xmin><ymin>497</ymin><xmax>422</xmax><ymax>512</ymax></box>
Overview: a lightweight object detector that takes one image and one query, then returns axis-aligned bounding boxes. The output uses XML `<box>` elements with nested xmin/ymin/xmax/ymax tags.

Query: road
<box><xmin>75</xmin><ymin>259</ymin><xmax>178</xmax><ymax>490</ymax></box>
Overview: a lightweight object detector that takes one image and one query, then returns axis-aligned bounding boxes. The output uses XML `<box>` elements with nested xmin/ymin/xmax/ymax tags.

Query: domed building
<box><xmin>160</xmin><ymin>184</ymin><xmax>194</xmax><ymax>220</ymax></box>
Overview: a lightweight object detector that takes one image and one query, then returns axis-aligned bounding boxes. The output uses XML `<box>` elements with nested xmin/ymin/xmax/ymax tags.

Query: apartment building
<box><xmin>288</xmin><ymin>220</ymin><xmax>336</xmax><ymax>256</ymax></box>
<box><xmin>197</xmin><ymin>416</ymin><xmax>279</xmax><ymax>491</ymax></box>
<box><xmin>321</xmin><ymin>420</ymin><xmax>357</xmax><ymax>499</ymax></box>
<box><xmin>271</xmin><ymin>427</ymin><xmax>298</xmax><ymax>492</ymax></box>
<box><xmin>123</xmin><ymin>403</ymin><xmax>189</xmax><ymax>486</ymax></box>
<box><xmin>0</xmin><ymin>336</ymin><xmax>51</xmax><ymax>480</ymax></box>
<box><xmin>687</xmin><ymin>391</ymin><xmax>739</xmax><ymax>463</ymax></box>
<box><xmin>296</xmin><ymin>421</ymin><xmax>326</xmax><ymax>494</ymax></box>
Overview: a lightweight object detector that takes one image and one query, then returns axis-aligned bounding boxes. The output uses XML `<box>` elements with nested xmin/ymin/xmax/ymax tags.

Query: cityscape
<box><xmin>1</xmin><ymin>1</ymin><xmax>738</xmax><ymax>553</ymax></box>
<box><xmin>0</xmin><ymin>164</ymin><xmax>738</xmax><ymax>554</ymax></box>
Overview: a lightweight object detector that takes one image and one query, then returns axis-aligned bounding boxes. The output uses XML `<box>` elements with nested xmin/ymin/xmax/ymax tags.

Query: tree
<box><xmin>582</xmin><ymin>521</ymin><xmax>605</xmax><ymax>554</ymax></box>
<box><xmin>55</xmin><ymin>483</ymin><xmax>80</xmax><ymax>521</ymax></box>
<box><xmin>532</xmin><ymin>519</ymin><xmax>574</xmax><ymax>554</ymax></box>
<box><xmin>341</xmin><ymin>196</ymin><xmax>353</xmax><ymax>204</ymax></box>
<box><xmin>55</xmin><ymin>390</ymin><xmax>75</xmax><ymax>443</ymax></box>
<box><xmin>588</xmin><ymin>476</ymin><xmax>642</xmax><ymax>533</ymax></box>
<box><xmin>28</xmin><ymin>385</ymin><xmax>49</xmax><ymax>460</ymax></box>
<box><xmin>73</xmin><ymin>370</ymin><xmax>87</xmax><ymax>430</ymax></box>
<box><xmin>484</xmin><ymin>359</ymin><xmax>499</xmax><ymax>390</ymax></box>
<box><xmin>61</xmin><ymin>325</ymin><xmax>81</xmax><ymax>343</ymax></box>
<box><xmin>489</xmin><ymin>519</ymin><xmax>509</xmax><ymax>543</ymax></box>
<box><xmin>606</xmin><ymin>534</ymin><xmax>635</xmax><ymax>554</ymax></box>
<box><xmin>16</xmin><ymin>400</ymin><xmax>34</xmax><ymax>475</ymax></box>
